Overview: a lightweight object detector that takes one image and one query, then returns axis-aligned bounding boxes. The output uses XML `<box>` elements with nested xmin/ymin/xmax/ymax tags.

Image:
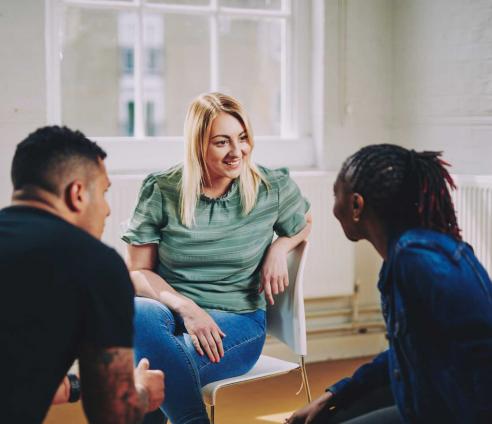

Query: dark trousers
<box><xmin>328</xmin><ymin>385</ymin><xmax>401</xmax><ymax>424</ymax></box>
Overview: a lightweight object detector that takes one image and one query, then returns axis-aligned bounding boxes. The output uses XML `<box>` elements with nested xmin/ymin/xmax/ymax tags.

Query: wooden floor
<box><xmin>45</xmin><ymin>357</ymin><xmax>371</xmax><ymax>424</ymax></box>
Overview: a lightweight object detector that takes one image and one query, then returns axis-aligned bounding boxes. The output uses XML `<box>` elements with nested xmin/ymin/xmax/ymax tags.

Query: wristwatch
<box><xmin>67</xmin><ymin>373</ymin><xmax>81</xmax><ymax>403</ymax></box>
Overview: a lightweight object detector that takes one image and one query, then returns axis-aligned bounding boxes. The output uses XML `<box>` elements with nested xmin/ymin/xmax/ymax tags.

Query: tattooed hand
<box><xmin>79</xmin><ymin>346</ymin><xmax>162</xmax><ymax>424</ymax></box>
<box><xmin>134</xmin><ymin>358</ymin><xmax>165</xmax><ymax>412</ymax></box>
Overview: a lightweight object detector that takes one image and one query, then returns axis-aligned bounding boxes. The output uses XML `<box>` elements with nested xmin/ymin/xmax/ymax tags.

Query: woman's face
<box><xmin>205</xmin><ymin>112</ymin><xmax>251</xmax><ymax>183</ymax></box>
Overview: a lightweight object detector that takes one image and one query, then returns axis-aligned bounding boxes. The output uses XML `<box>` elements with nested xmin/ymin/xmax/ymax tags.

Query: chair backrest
<box><xmin>266</xmin><ymin>240</ymin><xmax>309</xmax><ymax>356</ymax></box>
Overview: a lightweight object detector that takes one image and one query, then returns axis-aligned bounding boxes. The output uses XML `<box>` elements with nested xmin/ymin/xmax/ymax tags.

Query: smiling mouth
<box><xmin>223</xmin><ymin>159</ymin><xmax>241</xmax><ymax>167</ymax></box>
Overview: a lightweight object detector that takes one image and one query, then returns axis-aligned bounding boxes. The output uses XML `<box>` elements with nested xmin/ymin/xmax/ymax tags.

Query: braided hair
<box><xmin>338</xmin><ymin>144</ymin><xmax>461</xmax><ymax>240</ymax></box>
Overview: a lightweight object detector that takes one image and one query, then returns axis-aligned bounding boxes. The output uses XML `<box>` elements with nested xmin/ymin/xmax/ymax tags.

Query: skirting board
<box><xmin>262</xmin><ymin>331</ymin><xmax>388</xmax><ymax>364</ymax></box>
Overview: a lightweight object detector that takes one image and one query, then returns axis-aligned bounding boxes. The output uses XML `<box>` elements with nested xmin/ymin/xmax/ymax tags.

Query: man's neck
<box><xmin>11</xmin><ymin>189</ymin><xmax>67</xmax><ymax>223</ymax></box>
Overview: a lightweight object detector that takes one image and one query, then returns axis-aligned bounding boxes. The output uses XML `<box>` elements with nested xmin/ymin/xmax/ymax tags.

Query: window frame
<box><xmin>45</xmin><ymin>0</ymin><xmax>325</xmax><ymax>172</ymax></box>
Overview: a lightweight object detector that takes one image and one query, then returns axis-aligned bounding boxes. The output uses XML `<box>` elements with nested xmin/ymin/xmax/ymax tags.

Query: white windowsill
<box><xmin>98</xmin><ymin>135</ymin><xmax>318</xmax><ymax>174</ymax></box>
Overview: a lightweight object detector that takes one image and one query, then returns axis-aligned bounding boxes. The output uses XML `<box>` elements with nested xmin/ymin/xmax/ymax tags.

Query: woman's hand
<box><xmin>180</xmin><ymin>301</ymin><xmax>226</xmax><ymax>363</ymax></box>
<box><xmin>259</xmin><ymin>243</ymin><xmax>289</xmax><ymax>305</ymax></box>
<box><xmin>285</xmin><ymin>391</ymin><xmax>336</xmax><ymax>424</ymax></box>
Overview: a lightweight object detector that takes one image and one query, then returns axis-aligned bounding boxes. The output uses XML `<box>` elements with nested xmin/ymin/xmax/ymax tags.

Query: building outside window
<box><xmin>46</xmin><ymin>0</ymin><xmax>323</xmax><ymax>170</ymax></box>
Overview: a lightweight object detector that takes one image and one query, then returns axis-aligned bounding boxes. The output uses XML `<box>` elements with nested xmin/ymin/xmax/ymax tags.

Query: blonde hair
<box><xmin>180</xmin><ymin>92</ymin><xmax>267</xmax><ymax>227</ymax></box>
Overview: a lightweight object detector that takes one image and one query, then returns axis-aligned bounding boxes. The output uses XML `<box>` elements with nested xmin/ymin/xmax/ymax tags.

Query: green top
<box><xmin>122</xmin><ymin>165</ymin><xmax>310</xmax><ymax>312</ymax></box>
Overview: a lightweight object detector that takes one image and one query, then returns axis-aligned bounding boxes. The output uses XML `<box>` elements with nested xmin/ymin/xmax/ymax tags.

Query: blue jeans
<box><xmin>134</xmin><ymin>297</ymin><xmax>266</xmax><ymax>424</ymax></box>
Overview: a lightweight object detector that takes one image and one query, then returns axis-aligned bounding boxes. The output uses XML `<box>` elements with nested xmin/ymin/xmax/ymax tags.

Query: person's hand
<box><xmin>259</xmin><ymin>243</ymin><xmax>289</xmax><ymax>305</ymax></box>
<box><xmin>134</xmin><ymin>358</ymin><xmax>165</xmax><ymax>412</ymax></box>
<box><xmin>51</xmin><ymin>375</ymin><xmax>71</xmax><ymax>404</ymax></box>
<box><xmin>181</xmin><ymin>301</ymin><xmax>226</xmax><ymax>363</ymax></box>
<box><xmin>285</xmin><ymin>391</ymin><xmax>336</xmax><ymax>424</ymax></box>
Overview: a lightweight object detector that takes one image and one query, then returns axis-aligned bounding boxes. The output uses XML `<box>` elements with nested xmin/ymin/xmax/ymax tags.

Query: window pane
<box><xmin>61</xmin><ymin>7</ymin><xmax>135</xmax><ymax>136</ymax></box>
<box><xmin>146</xmin><ymin>0</ymin><xmax>210</xmax><ymax>5</ymax></box>
<box><xmin>219</xmin><ymin>0</ymin><xmax>282</xmax><ymax>10</ymax></box>
<box><xmin>143</xmin><ymin>13</ymin><xmax>210</xmax><ymax>136</ymax></box>
<box><xmin>219</xmin><ymin>18</ymin><xmax>281</xmax><ymax>135</ymax></box>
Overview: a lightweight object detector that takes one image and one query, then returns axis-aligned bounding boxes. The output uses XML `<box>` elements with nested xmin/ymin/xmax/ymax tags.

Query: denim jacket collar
<box><xmin>377</xmin><ymin>230</ymin><xmax>404</xmax><ymax>294</ymax></box>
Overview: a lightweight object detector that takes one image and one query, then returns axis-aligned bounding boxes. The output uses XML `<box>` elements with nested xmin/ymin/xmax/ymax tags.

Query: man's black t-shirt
<box><xmin>0</xmin><ymin>206</ymin><xmax>135</xmax><ymax>423</ymax></box>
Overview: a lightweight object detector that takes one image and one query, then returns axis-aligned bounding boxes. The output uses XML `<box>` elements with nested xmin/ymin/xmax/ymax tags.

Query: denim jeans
<box><xmin>133</xmin><ymin>297</ymin><xmax>266</xmax><ymax>424</ymax></box>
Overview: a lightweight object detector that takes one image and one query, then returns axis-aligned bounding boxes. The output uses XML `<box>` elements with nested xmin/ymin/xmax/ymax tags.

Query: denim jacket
<box><xmin>329</xmin><ymin>229</ymin><xmax>492</xmax><ymax>423</ymax></box>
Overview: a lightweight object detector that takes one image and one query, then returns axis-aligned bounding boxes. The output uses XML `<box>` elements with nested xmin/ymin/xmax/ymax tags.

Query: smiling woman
<box><xmin>179</xmin><ymin>93</ymin><xmax>267</xmax><ymax>228</ymax></box>
<box><xmin>121</xmin><ymin>92</ymin><xmax>312</xmax><ymax>424</ymax></box>
<box><xmin>204</xmin><ymin>112</ymin><xmax>251</xmax><ymax>196</ymax></box>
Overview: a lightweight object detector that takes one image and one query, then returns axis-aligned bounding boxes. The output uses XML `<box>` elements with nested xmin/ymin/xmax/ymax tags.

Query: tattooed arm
<box><xmin>79</xmin><ymin>346</ymin><xmax>164</xmax><ymax>424</ymax></box>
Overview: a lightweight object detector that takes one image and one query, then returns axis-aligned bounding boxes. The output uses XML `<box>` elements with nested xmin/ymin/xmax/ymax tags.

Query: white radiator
<box><xmin>452</xmin><ymin>175</ymin><xmax>492</xmax><ymax>275</ymax></box>
<box><xmin>102</xmin><ymin>172</ymin><xmax>355</xmax><ymax>299</ymax></box>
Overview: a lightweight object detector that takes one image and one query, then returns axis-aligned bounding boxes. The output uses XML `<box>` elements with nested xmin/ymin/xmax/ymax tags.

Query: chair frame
<box><xmin>203</xmin><ymin>241</ymin><xmax>311</xmax><ymax>423</ymax></box>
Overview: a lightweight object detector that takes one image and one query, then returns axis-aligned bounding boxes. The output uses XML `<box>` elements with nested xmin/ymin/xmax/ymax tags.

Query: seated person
<box><xmin>123</xmin><ymin>92</ymin><xmax>312</xmax><ymax>424</ymax></box>
<box><xmin>288</xmin><ymin>144</ymin><xmax>492</xmax><ymax>424</ymax></box>
<box><xmin>0</xmin><ymin>126</ymin><xmax>164</xmax><ymax>423</ymax></box>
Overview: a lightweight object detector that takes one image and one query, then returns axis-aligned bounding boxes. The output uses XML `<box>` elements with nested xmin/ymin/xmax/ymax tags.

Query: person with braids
<box><xmin>287</xmin><ymin>144</ymin><xmax>492</xmax><ymax>424</ymax></box>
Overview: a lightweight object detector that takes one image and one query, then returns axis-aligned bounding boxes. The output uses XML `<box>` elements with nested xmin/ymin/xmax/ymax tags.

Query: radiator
<box><xmin>102</xmin><ymin>171</ymin><xmax>356</xmax><ymax>299</ymax></box>
<box><xmin>452</xmin><ymin>175</ymin><xmax>492</xmax><ymax>275</ymax></box>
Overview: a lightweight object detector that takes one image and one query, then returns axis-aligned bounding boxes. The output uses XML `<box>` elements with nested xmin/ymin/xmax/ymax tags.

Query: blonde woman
<box><xmin>123</xmin><ymin>93</ymin><xmax>312</xmax><ymax>424</ymax></box>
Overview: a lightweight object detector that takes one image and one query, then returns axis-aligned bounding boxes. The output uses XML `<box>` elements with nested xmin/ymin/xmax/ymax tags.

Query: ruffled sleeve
<box><xmin>121</xmin><ymin>174</ymin><xmax>166</xmax><ymax>245</ymax></box>
<box><xmin>272</xmin><ymin>168</ymin><xmax>311</xmax><ymax>237</ymax></box>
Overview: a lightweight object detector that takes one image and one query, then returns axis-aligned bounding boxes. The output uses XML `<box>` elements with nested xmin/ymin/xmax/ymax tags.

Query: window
<box><xmin>46</xmin><ymin>0</ymin><xmax>324</xmax><ymax>171</ymax></box>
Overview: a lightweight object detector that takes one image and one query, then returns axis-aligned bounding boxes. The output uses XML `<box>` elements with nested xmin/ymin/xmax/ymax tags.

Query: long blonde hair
<box><xmin>180</xmin><ymin>92</ymin><xmax>267</xmax><ymax>227</ymax></box>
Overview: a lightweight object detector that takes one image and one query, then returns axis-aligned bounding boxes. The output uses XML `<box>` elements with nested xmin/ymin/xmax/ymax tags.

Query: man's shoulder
<box><xmin>0</xmin><ymin>206</ymin><xmax>101</xmax><ymax>253</ymax></box>
<box><xmin>62</xmin><ymin>234</ymin><xmax>133</xmax><ymax>298</ymax></box>
<box><xmin>66</xmin><ymin>231</ymin><xmax>127</xmax><ymax>275</ymax></box>
<box><xmin>5</xmin><ymin>207</ymin><xmax>127</xmax><ymax>278</ymax></box>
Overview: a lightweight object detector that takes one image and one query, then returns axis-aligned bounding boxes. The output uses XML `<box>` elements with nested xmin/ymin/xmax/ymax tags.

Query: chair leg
<box><xmin>210</xmin><ymin>404</ymin><xmax>215</xmax><ymax>424</ymax></box>
<box><xmin>300</xmin><ymin>355</ymin><xmax>312</xmax><ymax>403</ymax></box>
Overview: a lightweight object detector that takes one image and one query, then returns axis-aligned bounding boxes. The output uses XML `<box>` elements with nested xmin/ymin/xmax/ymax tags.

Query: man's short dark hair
<box><xmin>11</xmin><ymin>126</ymin><xmax>107</xmax><ymax>195</ymax></box>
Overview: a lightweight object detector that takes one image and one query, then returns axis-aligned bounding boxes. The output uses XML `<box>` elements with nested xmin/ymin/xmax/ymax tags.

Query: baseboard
<box><xmin>262</xmin><ymin>331</ymin><xmax>388</xmax><ymax>364</ymax></box>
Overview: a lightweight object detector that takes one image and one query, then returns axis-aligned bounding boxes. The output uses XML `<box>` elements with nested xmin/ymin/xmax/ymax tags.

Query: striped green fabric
<box><xmin>122</xmin><ymin>165</ymin><xmax>310</xmax><ymax>312</ymax></box>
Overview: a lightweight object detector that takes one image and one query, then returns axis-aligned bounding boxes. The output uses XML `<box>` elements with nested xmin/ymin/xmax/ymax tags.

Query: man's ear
<box><xmin>352</xmin><ymin>193</ymin><xmax>365</xmax><ymax>222</ymax></box>
<box><xmin>65</xmin><ymin>180</ymin><xmax>87</xmax><ymax>212</ymax></box>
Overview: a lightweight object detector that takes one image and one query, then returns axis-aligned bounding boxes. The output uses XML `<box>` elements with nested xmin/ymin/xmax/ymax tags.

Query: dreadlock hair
<box><xmin>338</xmin><ymin>144</ymin><xmax>461</xmax><ymax>240</ymax></box>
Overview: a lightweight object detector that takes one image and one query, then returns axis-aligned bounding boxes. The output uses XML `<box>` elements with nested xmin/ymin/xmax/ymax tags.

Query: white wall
<box><xmin>0</xmin><ymin>0</ymin><xmax>390</xmax><ymax>309</ymax></box>
<box><xmin>393</xmin><ymin>0</ymin><xmax>492</xmax><ymax>175</ymax></box>
<box><xmin>0</xmin><ymin>0</ymin><xmax>47</xmax><ymax>207</ymax></box>
<box><xmin>324</xmin><ymin>0</ymin><xmax>394</xmax><ymax>305</ymax></box>
<box><xmin>2</xmin><ymin>0</ymin><xmax>490</xmax><ymax>314</ymax></box>
<box><xmin>323</xmin><ymin>0</ymin><xmax>492</xmax><ymax>306</ymax></box>
<box><xmin>324</xmin><ymin>0</ymin><xmax>394</xmax><ymax>172</ymax></box>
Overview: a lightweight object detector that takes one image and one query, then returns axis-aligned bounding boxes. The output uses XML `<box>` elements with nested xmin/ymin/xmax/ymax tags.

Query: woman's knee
<box><xmin>134</xmin><ymin>297</ymin><xmax>174</xmax><ymax>331</ymax></box>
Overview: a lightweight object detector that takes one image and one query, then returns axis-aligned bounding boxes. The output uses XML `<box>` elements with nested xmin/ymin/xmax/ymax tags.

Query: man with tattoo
<box><xmin>0</xmin><ymin>126</ymin><xmax>164</xmax><ymax>423</ymax></box>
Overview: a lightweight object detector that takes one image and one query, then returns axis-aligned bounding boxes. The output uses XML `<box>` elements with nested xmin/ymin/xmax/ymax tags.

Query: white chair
<box><xmin>201</xmin><ymin>240</ymin><xmax>312</xmax><ymax>423</ymax></box>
